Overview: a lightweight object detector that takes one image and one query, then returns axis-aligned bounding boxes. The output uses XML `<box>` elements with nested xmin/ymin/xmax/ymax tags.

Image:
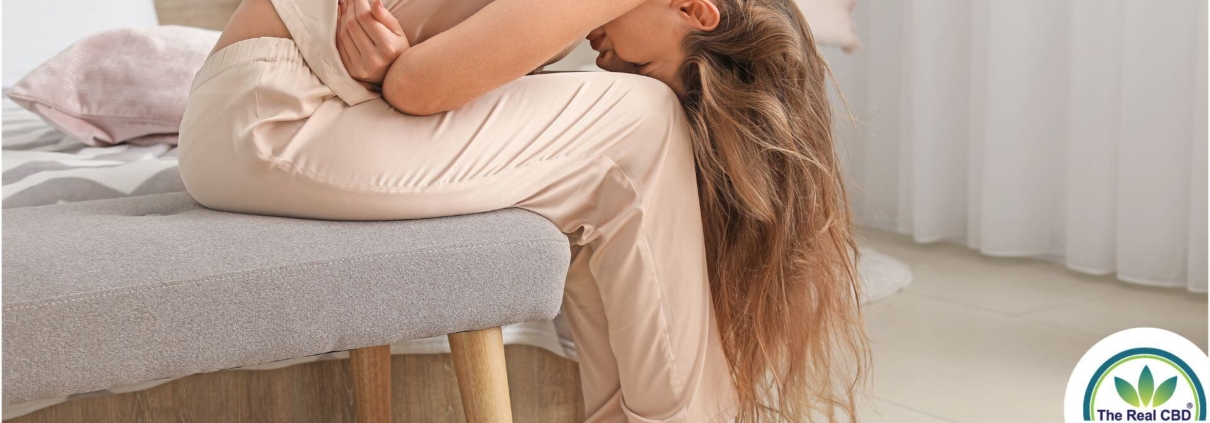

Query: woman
<box><xmin>179</xmin><ymin>0</ymin><xmax>869</xmax><ymax>421</ymax></box>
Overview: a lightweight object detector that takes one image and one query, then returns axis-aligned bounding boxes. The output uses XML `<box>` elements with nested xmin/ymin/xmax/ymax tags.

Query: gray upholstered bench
<box><xmin>2</xmin><ymin>192</ymin><xmax>570</xmax><ymax>423</ymax></box>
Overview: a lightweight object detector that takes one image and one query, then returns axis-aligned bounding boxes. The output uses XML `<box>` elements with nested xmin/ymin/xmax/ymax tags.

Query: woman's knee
<box><xmin>613</xmin><ymin>73</ymin><xmax>680</xmax><ymax>104</ymax></box>
<box><xmin>608</xmin><ymin>74</ymin><xmax>683</xmax><ymax>120</ymax></box>
<box><xmin>596</xmin><ymin>74</ymin><xmax>693</xmax><ymax>152</ymax></box>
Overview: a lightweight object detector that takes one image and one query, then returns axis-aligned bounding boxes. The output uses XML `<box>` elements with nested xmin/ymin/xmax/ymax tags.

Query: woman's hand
<box><xmin>336</xmin><ymin>0</ymin><xmax>410</xmax><ymax>86</ymax></box>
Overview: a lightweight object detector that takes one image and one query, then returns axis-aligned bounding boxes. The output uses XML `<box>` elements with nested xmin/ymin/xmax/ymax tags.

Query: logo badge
<box><xmin>1065</xmin><ymin>328</ymin><xmax>1209</xmax><ymax>421</ymax></box>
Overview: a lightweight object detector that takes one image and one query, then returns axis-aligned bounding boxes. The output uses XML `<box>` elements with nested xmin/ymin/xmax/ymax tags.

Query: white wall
<box><xmin>2</xmin><ymin>0</ymin><xmax>159</xmax><ymax>87</ymax></box>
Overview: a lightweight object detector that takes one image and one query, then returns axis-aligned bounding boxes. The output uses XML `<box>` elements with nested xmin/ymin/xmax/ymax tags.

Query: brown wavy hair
<box><xmin>679</xmin><ymin>0</ymin><xmax>870</xmax><ymax>421</ymax></box>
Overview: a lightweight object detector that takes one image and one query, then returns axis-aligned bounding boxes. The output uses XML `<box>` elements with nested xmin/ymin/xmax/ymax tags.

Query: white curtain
<box><xmin>826</xmin><ymin>0</ymin><xmax>1207</xmax><ymax>292</ymax></box>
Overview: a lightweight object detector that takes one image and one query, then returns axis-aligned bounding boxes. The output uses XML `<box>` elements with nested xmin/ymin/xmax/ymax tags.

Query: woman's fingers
<box><xmin>337</xmin><ymin>27</ymin><xmax>358</xmax><ymax>76</ymax></box>
<box><xmin>336</xmin><ymin>0</ymin><xmax>345</xmax><ymax>44</ymax></box>
<box><xmin>350</xmin><ymin>0</ymin><xmax>379</xmax><ymax>47</ymax></box>
<box><xmin>370</xmin><ymin>0</ymin><xmax>405</xmax><ymax>37</ymax></box>
<box><xmin>344</xmin><ymin>0</ymin><xmax>375</xmax><ymax>54</ymax></box>
<box><xmin>339</xmin><ymin>18</ymin><xmax>362</xmax><ymax>57</ymax></box>
<box><xmin>363</xmin><ymin>1</ymin><xmax>404</xmax><ymax>48</ymax></box>
<box><xmin>335</xmin><ymin>0</ymin><xmax>405</xmax><ymax>82</ymax></box>
<box><xmin>338</xmin><ymin>41</ymin><xmax>357</xmax><ymax>77</ymax></box>
<box><xmin>339</xmin><ymin>0</ymin><xmax>358</xmax><ymax>54</ymax></box>
<box><xmin>345</xmin><ymin>23</ymin><xmax>373</xmax><ymax>56</ymax></box>
<box><xmin>336</xmin><ymin>1</ymin><xmax>351</xmax><ymax>72</ymax></box>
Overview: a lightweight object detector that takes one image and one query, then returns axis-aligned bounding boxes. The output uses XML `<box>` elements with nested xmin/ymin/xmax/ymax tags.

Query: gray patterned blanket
<box><xmin>2</xmin><ymin>96</ymin><xmax>184</xmax><ymax>209</ymax></box>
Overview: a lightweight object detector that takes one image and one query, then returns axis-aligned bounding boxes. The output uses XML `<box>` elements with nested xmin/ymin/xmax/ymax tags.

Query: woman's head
<box><xmin>587</xmin><ymin>0</ymin><xmax>719</xmax><ymax>95</ymax></box>
<box><xmin>598</xmin><ymin>1</ymin><xmax>871</xmax><ymax>421</ymax></box>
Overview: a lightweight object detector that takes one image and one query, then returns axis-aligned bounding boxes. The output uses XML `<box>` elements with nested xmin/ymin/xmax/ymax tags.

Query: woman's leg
<box><xmin>183</xmin><ymin>50</ymin><xmax>735</xmax><ymax>420</ymax></box>
<box><xmin>180</xmin><ymin>8</ymin><xmax>737</xmax><ymax>423</ymax></box>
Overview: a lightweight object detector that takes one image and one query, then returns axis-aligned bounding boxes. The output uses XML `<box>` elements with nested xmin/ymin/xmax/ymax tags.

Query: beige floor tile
<box><xmin>856</xmin><ymin>397</ymin><xmax>954</xmax><ymax>423</ymax></box>
<box><xmin>855</xmin><ymin>226</ymin><xmax>1207</xmax><ymax>422</ymax></box>
<box><xmin>863</xmin><ymin>292</ymin><xmax>989</xmax><ymax>344</ymax></box>
<box><xmin>859</xmin><ymin>229</ymin><xmax>1135</xmax><ymax>315</ymax></box>
<box><xmin>1021</xmin><ymin>285</ymin><xmax>1209</xmax><ymax>351</ymax></box>
<box><xmin>869</xmin><ymin>311</ymin><xmax>1100</xmax><ymax>423</ymax></box>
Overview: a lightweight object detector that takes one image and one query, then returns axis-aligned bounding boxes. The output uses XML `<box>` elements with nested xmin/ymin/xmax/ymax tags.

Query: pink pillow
<box><xmin>7</xmin><ymin>26</ymin><xmax>219</xmax><ymax>147</ymax></box>
<box><xmin>797</xmin><ymin>0</ymin><xmax>861</xmax><ymax>52</ymax></box>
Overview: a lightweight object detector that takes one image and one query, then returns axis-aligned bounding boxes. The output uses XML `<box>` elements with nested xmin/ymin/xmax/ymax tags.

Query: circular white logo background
<box><xmin>1065</xmin><ymin>328</ymin><xmax>1210</xmax><ymax>422</ymax></box>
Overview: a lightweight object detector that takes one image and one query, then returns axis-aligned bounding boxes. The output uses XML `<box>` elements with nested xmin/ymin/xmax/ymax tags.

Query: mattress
<box><xmin>1</xmin><ymin>95</ymin><xmax>578</xmax><ymax>419</ymax></box>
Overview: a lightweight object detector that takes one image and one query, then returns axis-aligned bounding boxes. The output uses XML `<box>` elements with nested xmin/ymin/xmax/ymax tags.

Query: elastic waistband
<box><xmin>191</xmin><ymin>37</ymin><xmax>305</xmax><ymax>92</ymax></box>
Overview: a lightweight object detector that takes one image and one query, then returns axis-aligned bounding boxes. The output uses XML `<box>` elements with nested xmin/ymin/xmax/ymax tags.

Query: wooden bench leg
<box><xmin>350</xmin><ymin>345</ymin><xmax>392</xmax><ymax>423</ymax></box>
<box><xmin>448</xmin><ymin>327</ymin><xmax>513</xmax><ymax>423</ymax></box>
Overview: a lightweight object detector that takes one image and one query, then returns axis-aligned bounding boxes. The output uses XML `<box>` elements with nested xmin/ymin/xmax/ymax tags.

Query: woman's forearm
<box><xmin>379</xmin><ymin>0</ymin><xmax>646</xmax><ymax>115</ymax></box>
<box><xmin>382</xmin><ymin>39</ymin><xmax>583</xmax><ymax>115</ymax></box>
<box><xmin>380</xmin><ymin>47</ymin><xmax>476</xmax><ymax>115</ymax></box>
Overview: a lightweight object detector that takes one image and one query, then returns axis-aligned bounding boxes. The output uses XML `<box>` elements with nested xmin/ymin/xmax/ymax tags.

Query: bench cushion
<box><xmin>2</xmin><ymin>193</ymin><xmax>570</xmax><ymax>405</ymax></box>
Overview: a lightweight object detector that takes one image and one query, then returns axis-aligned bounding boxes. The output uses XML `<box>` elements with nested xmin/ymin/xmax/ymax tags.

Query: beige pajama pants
<box><xmin>178</xmin><ymin>5</ymin><xmax>736</xmax><ymax>422</ymax></box>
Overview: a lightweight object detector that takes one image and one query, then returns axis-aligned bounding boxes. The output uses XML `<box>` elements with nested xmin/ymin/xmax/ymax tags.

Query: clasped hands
<box><xmin>335</xmin><ymin>0</ymin><xmax>410</xmax><ymax>89</ymax></box>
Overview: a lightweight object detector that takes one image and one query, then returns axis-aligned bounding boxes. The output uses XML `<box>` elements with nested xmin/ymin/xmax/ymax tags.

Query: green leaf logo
<box><xmin>1153</xmin><ymin>376</ymin><xmax>1178</xmax><ymax>407</ymax></box>
<box><xmin>1139</xmin><ymin>366</ymin><xmax>1155</xmax><ymax>406</ymax></box>
<box><xmin>1116</xmin><ymin>377</ymin><xmax>1141</xmax><ymax>407</ymax></box>
<box><xmin>1115</xmin><ymin>366</ymin><xmax>1180</xmax><ymax>408</ymax></box>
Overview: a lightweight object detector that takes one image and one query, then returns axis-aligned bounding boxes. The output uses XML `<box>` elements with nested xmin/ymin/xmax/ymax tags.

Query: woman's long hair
<box><xmin>679</xmin><ymin>0</ymin><xmax>870</xmax><ymax>421</ymax></box>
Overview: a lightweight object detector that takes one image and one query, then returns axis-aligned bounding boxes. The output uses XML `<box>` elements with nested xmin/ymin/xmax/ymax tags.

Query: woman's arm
<box><xmin>381</xmin><ymin>0</ymin><xmax>646</xmax><ymax>115</ymax></box>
